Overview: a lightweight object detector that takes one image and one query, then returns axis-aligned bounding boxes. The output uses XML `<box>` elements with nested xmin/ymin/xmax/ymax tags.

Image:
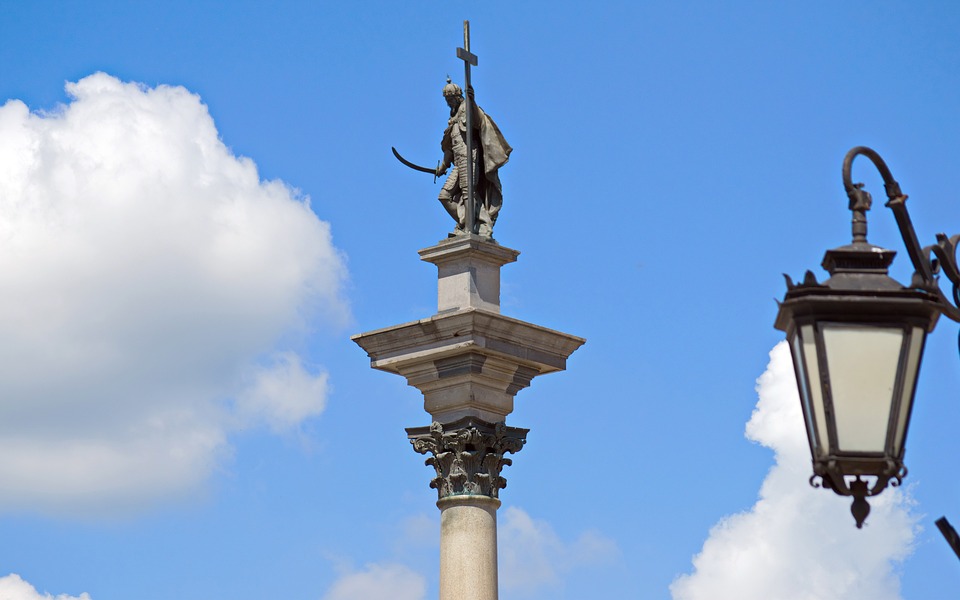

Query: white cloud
<box><xmin>671</xmin><ymin>342</ymin><xmax>918</xmax><ymax>600</ymax></box>
<box><xmin>499</xmin><ymin>506</ymin><xmax>619</xmax><ymax>596</ymax></box>
<box><xmin>320</xmin><ymin>563</ymin><xmax>426</xmax><ymax>600</ymax></box>
<box><xmin>234</xmin><ymin>351</ymin><xmax>329</xmax><ymax>433</ymax></box>
<box><xmin>398</xmin><ymin>513</ymin><xmax>438</xmax><ymax>548</ymax></box>
<box><xmin>0</xmin><ymin>574</ymin><xmax>90</xmax><ymax>600</ymax></box>
<box><xmin>0</xmin><ymin>73</ymin><xmax>348</xmax><ymax>515</ymax></box>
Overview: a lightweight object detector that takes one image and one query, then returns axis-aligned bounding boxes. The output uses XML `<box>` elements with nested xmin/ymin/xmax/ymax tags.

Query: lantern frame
<box><xmin>775</xmin><ymin>146</ymin><xmax>960</xmax><ymax>527</ymax></box>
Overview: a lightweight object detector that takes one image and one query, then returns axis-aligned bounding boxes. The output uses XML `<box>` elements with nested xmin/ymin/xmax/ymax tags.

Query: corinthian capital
<box><xmin>406</xmin><ymin>417</ymin><xmax>528</xmax><ymax>500</ymax></box>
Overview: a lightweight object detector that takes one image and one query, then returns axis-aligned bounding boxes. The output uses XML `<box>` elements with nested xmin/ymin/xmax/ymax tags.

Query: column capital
<box><xmin>407</xmin><ymin>417</ymin><xmax>528</xmax><ymax>500</ymax></box>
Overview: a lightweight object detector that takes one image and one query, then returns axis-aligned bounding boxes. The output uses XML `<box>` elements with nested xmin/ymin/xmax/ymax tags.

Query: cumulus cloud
<box><xmin>0</xmin><ymin>574</ymin><xmax>90</xmax><ymax>600</ymax></box>
<box><xmin>0</xmin><ymin>73</ymin><xmax>347</xmax><ymax>515</ymax></box>
<box><xmin>233</xmin><ymin>351</ymin><xmax>329</xmax><ymax>433</ymax></box>
<box><xmin>499</xmin><ymin>506</ymin><xmax>619</xmax><ymax>596</ymax></box>
<box><xmin>320</xmin><ymin>563</ymin><xmax>426</xmax><ymax>600</ymax></box>
<box><xmin>671</xmin><ymin>342</ymin><xmax>918</xmax><ymax>600</ymax></box>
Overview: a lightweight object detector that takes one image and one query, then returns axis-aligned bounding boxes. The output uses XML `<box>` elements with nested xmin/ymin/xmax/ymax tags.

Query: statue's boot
<box><xmin>438</xmin><ymin>195</ymin><xmax>464</xmax><ymax>230</ymax></box>
<box><xmin>477</xmin><ymin>202</ymin><xmax>496</xmax><ymax>238</ymax></box>
<box><xmin>439</xmin><ymin>165</ymin><xmax>465</xmax><ymax>232</ymax></box>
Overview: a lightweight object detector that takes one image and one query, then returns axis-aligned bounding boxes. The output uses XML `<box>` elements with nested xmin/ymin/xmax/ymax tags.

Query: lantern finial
<box><xmin>850</xmin><ymin>478</ymin><xmax>870</xmax><ymax>529</ymax></box>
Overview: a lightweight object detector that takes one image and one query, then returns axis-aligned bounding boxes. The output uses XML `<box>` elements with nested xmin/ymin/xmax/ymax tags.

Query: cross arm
<box><xmin>456</xmin><ymin>47</ymin><xmax>477</xmax><ymax>66</ymax></box>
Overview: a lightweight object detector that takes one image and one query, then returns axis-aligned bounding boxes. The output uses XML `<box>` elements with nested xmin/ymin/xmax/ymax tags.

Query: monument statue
<box><xmin>392</xmin><ymin>22</ymin><xmax>511</xmax><ymax>239</ymax></box>
<box><xmin>435</xmin><ymin>79</ymin><xmax>511</xmax><ymax>238</ymax></box>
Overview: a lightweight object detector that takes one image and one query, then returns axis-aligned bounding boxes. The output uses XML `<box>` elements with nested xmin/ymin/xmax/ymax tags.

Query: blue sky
<box><xmin>2</xmin><ymin>2</ymin><xmax>960</xmax><ymax>599</ymax></box>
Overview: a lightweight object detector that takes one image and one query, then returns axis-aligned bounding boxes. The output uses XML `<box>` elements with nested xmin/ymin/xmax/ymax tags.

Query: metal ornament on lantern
<box><xmin>775</xmin><ymin>146</ymin><xmax>960</xmax><ymax>528</ymax></box>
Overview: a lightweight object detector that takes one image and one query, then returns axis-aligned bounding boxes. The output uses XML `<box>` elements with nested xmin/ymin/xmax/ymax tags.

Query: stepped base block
<box><xmin>419</xmin><ymin>235</ymin><xmax>520</xmax><ymax>314</ymax></box>
<box><xmin>352</xmin><ymin>309</ymin><xmax>584</xmax><ymax>422</ymax></box>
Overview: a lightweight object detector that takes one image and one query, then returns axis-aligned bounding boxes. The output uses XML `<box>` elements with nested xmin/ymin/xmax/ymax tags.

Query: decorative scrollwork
<box><xmin>844</xmin><ymin>146</ymin><xmax>960</xmax><ymax>324</ymax></box>
<box><xmin>406</xmin><ymin>417</ymin><xmax>528</xmax><ymax>500</ymax></box>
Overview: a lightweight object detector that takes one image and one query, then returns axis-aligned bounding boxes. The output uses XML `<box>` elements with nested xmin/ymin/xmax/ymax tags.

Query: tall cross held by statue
<box><xmin>457</xmin><ymin>20</ymin><xmax>479</xmax><ymax>235</ymax></box>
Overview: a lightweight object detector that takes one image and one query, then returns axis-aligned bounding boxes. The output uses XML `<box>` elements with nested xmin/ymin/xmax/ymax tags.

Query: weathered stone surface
<box><xmin>353</xmin><ymin>236</ymin><xmax>584</xmax><ymax>422</ymax></box>
<box><xmin>438</xmin><ymin>495</ymin><xmax>500</xmax><ymax>600</ymax></box>
<box><xmin>407</xmin><ymin>417</ymin><xmax>527</xmax><ymax>500</ymax></box>
<box><xmin>419</xmin><ymin>235</ymin><xmax>519</xmax><ymax>313</ymax></box>
<box><xmin>352</xmin><ymin>308</ymin><xmax>584</xmax><ymax>422</ymax></box>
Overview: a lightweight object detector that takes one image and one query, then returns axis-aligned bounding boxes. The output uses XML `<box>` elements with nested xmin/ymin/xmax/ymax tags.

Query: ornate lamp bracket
<box><xmin>843</xmin><ymin>146</ymin><xmax>960</xmax><ymax>324</ymax></box>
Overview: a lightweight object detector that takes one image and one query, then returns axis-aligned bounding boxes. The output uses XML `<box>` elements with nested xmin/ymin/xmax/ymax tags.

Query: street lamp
<box><xmin>775</xmin><ymin>146</ymin><xmax>960</xmax><ymax>528</ymax></box>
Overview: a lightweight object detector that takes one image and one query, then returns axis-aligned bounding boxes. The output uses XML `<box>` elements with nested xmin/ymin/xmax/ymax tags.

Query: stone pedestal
<box><xmin>418</xmin><ymin>235</ymin><xmax>520</xmax><ymax>314</ymax></box>
<box><xmin>352</xmin><ymin>235</ymin><xmax>584</xmax><ymax>600</ymax></box>
<box><xmin>353</xmin><ymin>236</ymin><xmax>584</xmax><ymax>424</ymax></box>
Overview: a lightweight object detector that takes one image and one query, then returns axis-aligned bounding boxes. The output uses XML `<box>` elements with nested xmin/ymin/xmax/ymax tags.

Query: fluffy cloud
<box><xmin>671</xmin><ymin>342</ymin><xmax>918</xmax><ymax>600</ymax></box>
<box><xmin>499</xmin><ymin>506</ymin><xmax>619</xmax><ymax>596</ymax></box>
<box><xmin>320</xmin><ymin>563</ymin><xmax>426</xmax><ymax>600</ymax></box>
<box><xmin>233</xmin><ymin>351</ymin><xmax>329</xmax><ymax>433</ymax></box>
<box><xmin>0</xmin><ymin>73</ymin><xmax>347</xmax><ymax>515</ymax></box>
<box><xmin>0</xmin><ymin>574</ymin><xmax>90</xmax><ymax>600</ymax></box>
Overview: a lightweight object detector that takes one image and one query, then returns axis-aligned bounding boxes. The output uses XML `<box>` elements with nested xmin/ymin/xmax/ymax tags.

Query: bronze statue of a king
<box><xmin>434</xmin><ymin>78</ymin><xmax>511</xmax><ymax>239</ymax></box>
<box><xmin>392</xmin><ymin>23</ymin><xmax>511</xmax><ymax>240</ymax></box>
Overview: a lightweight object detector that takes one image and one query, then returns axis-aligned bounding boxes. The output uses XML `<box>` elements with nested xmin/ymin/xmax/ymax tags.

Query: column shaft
<box><xmin>439</xmin><ymin>495</ymin><xmax>500</xmax><ymax>600</ymax></box>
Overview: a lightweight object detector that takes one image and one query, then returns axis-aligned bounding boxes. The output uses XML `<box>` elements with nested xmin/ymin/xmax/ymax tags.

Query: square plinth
<box><xmin>419</xmin><ymin>235</ymin><xmax>520</xmax><ymax>314</ymax></box>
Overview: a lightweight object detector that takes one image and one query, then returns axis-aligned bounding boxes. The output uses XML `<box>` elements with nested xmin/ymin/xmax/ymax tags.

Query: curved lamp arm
<box><xmin>842</xmin><ymin>146</ymin><xmax>960</xmax><ymax>323</ymax></box>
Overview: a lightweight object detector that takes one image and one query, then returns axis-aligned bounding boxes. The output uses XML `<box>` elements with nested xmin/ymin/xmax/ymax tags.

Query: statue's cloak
<box><xmin>476</xmin><ymin>107</ymin><xmax>511</xmax><ymax>191</ymax></box>
<box><xmin>443</xmin><ymin>103</ymin><xmax>512</xmax><ymax>203</ymax></box>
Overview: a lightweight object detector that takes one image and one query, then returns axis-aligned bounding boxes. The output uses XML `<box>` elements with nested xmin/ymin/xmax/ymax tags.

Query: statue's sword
<box><xmin>392</xmin><ymin>147</ymin><xmax>440</xmax><ymax>184</ymax></box>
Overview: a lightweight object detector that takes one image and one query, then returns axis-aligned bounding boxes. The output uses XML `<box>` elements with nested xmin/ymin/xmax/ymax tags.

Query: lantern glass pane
<box><xmin>822</xmin><ymin>325</ymin><xmax>904</xmax><ymax>453</ymax></box>
<box><xmin>792</xmin><ymin>333</ymin><xmax>818</xmax><ymax>454</ymax></box>
<box><xmin>799</xmin><ymin>325</ymin><xmax>829</xmax><ymax>456</ymax></box>
<box><xmin>893</xmin><ymin>326</ymin><xmax>925</xmax><ymax>456</ymax></box>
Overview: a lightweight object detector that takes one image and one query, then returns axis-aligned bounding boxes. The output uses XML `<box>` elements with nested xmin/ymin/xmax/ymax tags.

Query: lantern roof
<box><xmin>775</xmin><ymin>239</ymin><xmax>942</xmax><ymax>334</ymax></box>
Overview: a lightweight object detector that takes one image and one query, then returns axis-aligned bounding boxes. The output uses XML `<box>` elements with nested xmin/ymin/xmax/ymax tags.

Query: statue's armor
<box><xmin>435</xmin><ymin>81</ymin><xmax>509</xmax><ymax>238</ymax></box>
<box><xmin>439</xmin><ymin>103</ymin><xmax>485</xmax><ymax>233</ymax></box>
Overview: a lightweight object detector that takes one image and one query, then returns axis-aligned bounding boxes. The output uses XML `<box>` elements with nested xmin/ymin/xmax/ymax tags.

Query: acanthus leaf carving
<box><xmin>406</xmin><ymin>417</ymin><xmax>528</xmax><ymax>500</ymax></box>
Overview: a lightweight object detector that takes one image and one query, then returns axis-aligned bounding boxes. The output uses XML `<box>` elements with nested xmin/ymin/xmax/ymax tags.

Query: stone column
<box><xmin>437</xmin><ymin>496</ymin><xmax>499</xmax><ymax>600</ymax></box>
<box><xmin>406</xmin><ymin>418</ymin><xmax>527</xmax><ymax>600</ymax></box>
<box><xmin>353</xmin><ymin>235</ymin><xmax>583</xmax><ymax>600</ymax></box>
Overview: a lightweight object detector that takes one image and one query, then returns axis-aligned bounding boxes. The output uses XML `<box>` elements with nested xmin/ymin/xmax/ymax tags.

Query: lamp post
<box><xmin>774</xmin><ymin>146</ymin><xmax>960</xmax><ymax>528</ymax></box>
